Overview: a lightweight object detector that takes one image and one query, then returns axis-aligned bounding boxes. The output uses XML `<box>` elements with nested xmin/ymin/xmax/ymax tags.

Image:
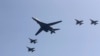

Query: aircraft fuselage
<box><xmin>39</xmin><ymin>23</ymin><xmax>54</xmax><ymax>32</ymax></box>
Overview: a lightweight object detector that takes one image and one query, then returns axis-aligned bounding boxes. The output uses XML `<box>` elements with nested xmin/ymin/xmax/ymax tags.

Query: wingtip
<box><xmin>58</xmin><ymin>20</ymin><xmax>62</xmax><ymax>22</ymax></box>
<box><xmin>35</xmin><ymin>34</ymin><xmax>37</xmax><ymax>36</ymax></box>
<box><xmin>26</xmin><ymin>46</ymin><xmax>29</xmax><ymax>48</ymax></box>
<box><xmin>29</xmin><ymin>38</ymin><xmax>31</xmax><ymax>39</ymax></box>
<box><xmin>90</xmin><ymin>19</ymin><xmax>92</xmax><ymax>20</ymax></box>
<box><xmin>75</xmin><ymin>19</ymin><xmax>77</xmax><ymax>21</ymax></box>
<box><xmin>32</xmin><ymin>17</ymin><xmax>35</xmax><ymax>19</ymax></box>
<box><xmin>29</xmin><ymin>38</ymin><xmax>32</xmax><ymax>40</ymax></box>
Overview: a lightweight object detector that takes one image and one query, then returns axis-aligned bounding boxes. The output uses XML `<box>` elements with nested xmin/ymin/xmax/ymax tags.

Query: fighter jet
<box><xmin>29</xmin><ymin>38</ymin><xmax>37</xmax><ymax>44</ymax></box>
<box><xmin>75</xmin><ymin>19</ymin><xmax>83</xmax><ymax>25</ymax></box>
<box><xmin>90</xmin><ymin>19</ymin><xmax>98</xmax><ymax>25</ymax></box>
<box><xmin>32</xmin><ymin>17</ymin><xmax>62</xmax><ymax>36</ymax></box>
<box><xmin>27</xmin><ymin>47</ymin><xmax>35</xmax><ymax>52</ymax></box>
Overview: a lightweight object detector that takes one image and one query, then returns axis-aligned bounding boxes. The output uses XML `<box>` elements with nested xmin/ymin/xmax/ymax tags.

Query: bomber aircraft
<box><xmin>90</xmin><ymin>19</ymin><xmax>98</xmax><ymax>25</ymax></box>
<box><xmin>32</xmin><ymin>17</ymin><xmax>62</xmax><ymax>36</ymax></box>
<box><xmin>75</xmin><ymin>19</ymin><xmax>83</xmax><ymax>25</ymax></box>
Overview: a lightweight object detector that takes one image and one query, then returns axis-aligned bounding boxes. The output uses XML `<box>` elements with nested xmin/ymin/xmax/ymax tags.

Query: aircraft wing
<box><xmin>35</xmin><ymin>28</ymin><xmax>43</xmax><ymax>36</ymax></box>
<box><xmin>75</xmin><ymin>19</ymin><xmax>78</xmax><ymax>21</ymax></box>
<box><xmin>48</xmin><ymin>20</ymin><xmax>62</xmax><ymax>26</ymax></box>
<box><xmin>90</xmin><ymin>19</ymin><xmax>93</xmax><ymax>21</ymax></box>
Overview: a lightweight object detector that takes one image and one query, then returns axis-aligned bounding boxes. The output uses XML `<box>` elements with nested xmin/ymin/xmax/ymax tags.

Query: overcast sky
<box><xmin>0</xmin><ymin>0</ymin><xmax>100</xmax><ymax>56</ymax></box>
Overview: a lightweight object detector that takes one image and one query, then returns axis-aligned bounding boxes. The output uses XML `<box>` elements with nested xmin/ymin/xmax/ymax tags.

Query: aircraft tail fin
<box><xmin>54</xmin><ymin>28</ymin><xmax>60</xmax><ymax>31</ymax></box>
<box><xmin>51</xmin><ymin>28</ymin><xmax>60</xmax><ymax>34</ymax></box>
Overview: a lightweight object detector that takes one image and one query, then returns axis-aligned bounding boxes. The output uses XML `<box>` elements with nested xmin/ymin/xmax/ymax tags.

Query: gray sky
<box><xmin>0</xmin><ymin>0</ymin><xmax>100</xmax><ymax>56</ymax></box>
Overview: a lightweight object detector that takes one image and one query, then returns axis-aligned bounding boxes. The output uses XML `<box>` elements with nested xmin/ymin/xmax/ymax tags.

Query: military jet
<box><xmin>90</xmin><ymin>19</ymin><xmax>98</xmax><ymax>25</ymax></box>
<box><xmin>29</xmin><ymin>38</ymin><xmax>37</xmax><ymax>44</ymax></box>
<box><xmin>27</xmin><ymin>47</ymin><xmax>35</xmax><ymax>52</ymax></box>
<box><xmin>75</xmin><ymin>19</ymin><xmax>83</xmax><ymax>25</ymax></box>
<box><xmin>32</xmin><ymin>17</ymin><xmax>62</xmax><ymax>36</ymax></box>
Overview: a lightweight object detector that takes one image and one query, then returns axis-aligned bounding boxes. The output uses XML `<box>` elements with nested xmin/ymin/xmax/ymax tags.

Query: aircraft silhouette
<box><xmin>75</xmin><ymin>19</ymin><xmax>83</xmax><ymax>25</ymax></box>
<box><xmin>32</xmin><ymin>17</ymin><xmax>62</xmax><ymax>36</ymax></box>
<box><xmin>27</xmin><ymin>47</ymin><xmax>35</xmax><ymax>52</ymax></box>
<box><xmin>29</xmin><ymin>38</ymin><xmax>37</xmax><ymax>44</ymax></box>
<box><xmin>90</xmin><ymin>19</ymin><xmax>98</xmax><ymax>25</ymax></box>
